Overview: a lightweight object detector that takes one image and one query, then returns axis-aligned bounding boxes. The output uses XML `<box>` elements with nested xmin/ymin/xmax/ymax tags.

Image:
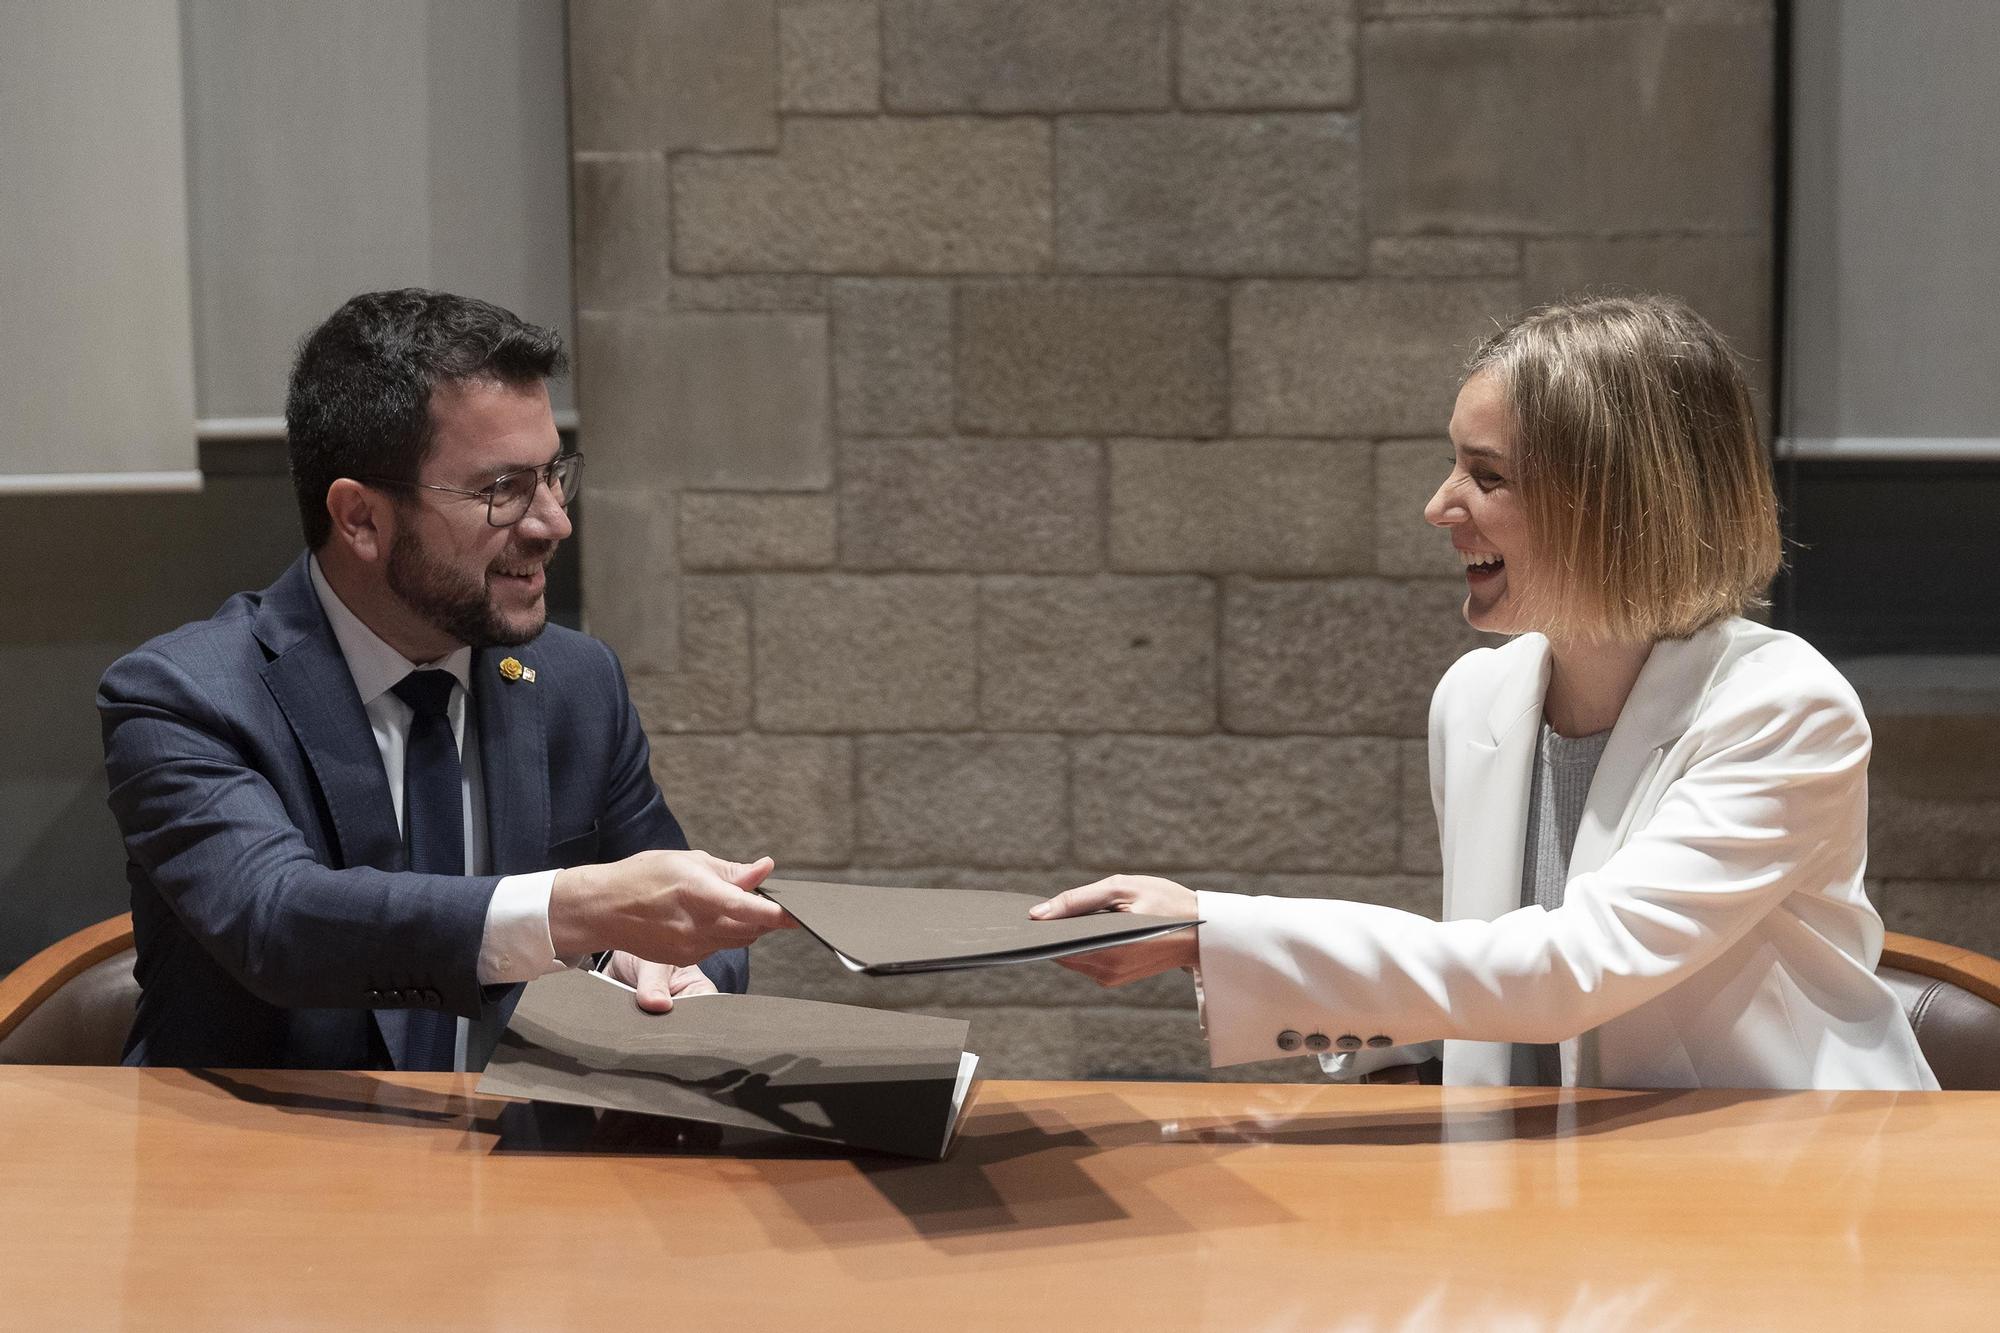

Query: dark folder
<box><xmin>759</xmin><ymin>878</ymin><xmax>1200</xmax><ymax>976</ymax></box>
<box><xmin>477</xmin><ymin>968</ymin><xmax>978</xmax><ymax>1159</ymax></box>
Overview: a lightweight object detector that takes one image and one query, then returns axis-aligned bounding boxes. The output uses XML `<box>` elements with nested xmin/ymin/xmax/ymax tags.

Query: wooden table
<box><xmin>4</xmin><ymin>1068</ymin><xmax>1996</xmax><ymax>1329</ymax></box>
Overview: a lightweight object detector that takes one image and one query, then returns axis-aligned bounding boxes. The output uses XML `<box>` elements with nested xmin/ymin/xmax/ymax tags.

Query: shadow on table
<box><xmin>174</xmin><ymin>1073</ymin><xmax>1875</xmax><ymax>1259</ymax></box>
<box><xmin>850</xmin><ymin>1107</ymin><xmax>1123</xmax><ymax>1236</ymax></box>
<box><xmin>482</xmin><ymin>1088</ymin><xmax>1210</xmax><ymax>1252</ymax></box>
<box><xmin>486</xmin><ymin>1096</ymin><xmax>1160</xmax><ymax>1240</ymax></box>
<box><xmin>750</xmin><ymin>1090</ymin><xmax>1297</xmax><ymax>1255</ymax></box>
<box><xmin>1172</xmin><ymin>1087</ymin><xmax>1827</xmax><ymax>1147</ymax></box>
<box><xmin>184</xmin><ymin>1067</ymin><xmax>497</xmax><ymax>1129</ymax></box>
<box><xmin>487</xmin><ymin>1098</ymin><xmax>1136</xmax><ymax>1238</ymax></box>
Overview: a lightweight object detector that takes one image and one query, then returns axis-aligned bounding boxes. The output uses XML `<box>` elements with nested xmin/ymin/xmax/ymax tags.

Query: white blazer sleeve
<box><xmin>1194</xmin><ymin>667</ymin><xmax>1869</xmax><ymax>1068</ymax></box>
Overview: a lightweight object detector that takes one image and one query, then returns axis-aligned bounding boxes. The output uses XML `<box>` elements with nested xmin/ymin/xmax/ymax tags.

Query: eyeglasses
<box><xmin>362</xmin><ymin>451</ymin><xmax>584</xmax><ymax>527</ymax></box>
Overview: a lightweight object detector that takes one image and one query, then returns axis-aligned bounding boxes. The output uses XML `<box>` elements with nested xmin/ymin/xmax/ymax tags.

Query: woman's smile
<box><xmin>1458</xmin><ymin>547</ymin><xmax>1504</xmax><ymax>581</ymax></box>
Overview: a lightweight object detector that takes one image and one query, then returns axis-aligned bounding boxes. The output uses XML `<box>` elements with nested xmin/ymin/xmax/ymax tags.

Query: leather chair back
<box><xmin>1878</xmin><ymin>931</ymin><xmax>2000</xmax><ymax>1091</ymax></box>
<box><xmin>0</xmin><ymin>914</ymin><xmax>138</xmax><ymax>1066</ymax></box>
<box><xmin>1878</xmin><ymin>963</ymin><xmax>2000</xmax><ymax>1091</ymax></box>
<box><xmin>0</xmin><ymin>948</ymin><xmax>138</xmax><ymax>1065</ymax></box>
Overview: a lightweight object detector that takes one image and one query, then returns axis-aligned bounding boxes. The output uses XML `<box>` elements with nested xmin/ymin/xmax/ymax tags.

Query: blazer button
<box><xmin>422</xmin><ymin>989</ymin><xmax>441</xmax><ymax>1005</ymax></box>
<box><xmin>1367</xmin><ymin>1035</ymin><xmax>1393</xmax><ymax>1048</ymax></box>
<box><xmin>1303</xmin><ymin>1033</ymin><xmax>1331</xmax><ymax>1053</ymax></box>
<box><xmin>1335</xmin><ymin>1034</ymin><xmax>1363</xmax><ymax>1051</ymax></box>
<box><xmin>1276</xmin><ymin>1029</ymin><xmax>1303</xmax><ymax>1052</ymax></box>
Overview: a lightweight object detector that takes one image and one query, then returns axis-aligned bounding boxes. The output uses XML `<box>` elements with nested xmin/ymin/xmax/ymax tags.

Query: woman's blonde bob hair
<box><xmin>1466</xmin><ymin>294</ymin><xmax>1782</xmax><ymax>643</ymax></box>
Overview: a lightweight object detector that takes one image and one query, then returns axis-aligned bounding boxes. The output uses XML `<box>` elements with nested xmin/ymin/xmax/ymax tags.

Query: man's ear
<box><xmin>325</xmin><ymin>479</ymin><xmax>391</xmax><ymax>565</ymax></box>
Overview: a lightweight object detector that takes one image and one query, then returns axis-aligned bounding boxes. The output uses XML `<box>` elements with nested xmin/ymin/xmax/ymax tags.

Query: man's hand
<box><xmin>603</xmin><ymin>951</ymin><xmax>718</xmax><ymax>1013</ymax></box>
<box><xmin>1029</xmin><ymin>874</ymin><xmax>1200</xmax><ymax>987</ymax></box>
<box><xmin>549</xmin><ymin>850</ymin><xmax>796</xmax><ymax>964</ymax></box>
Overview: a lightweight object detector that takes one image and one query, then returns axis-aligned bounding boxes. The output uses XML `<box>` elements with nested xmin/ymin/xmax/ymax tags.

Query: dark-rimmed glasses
<box><xmin>362</xmin><ymin>451</ymin><xmax>583</xmax><ymax>527</ymax></box>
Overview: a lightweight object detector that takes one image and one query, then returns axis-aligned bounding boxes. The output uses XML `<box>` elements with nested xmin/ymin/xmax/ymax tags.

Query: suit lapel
<box><xmin>255</xmin><ymin>558</ymin><xmax>406</xmax><ymax>875</ymax></box>
<box><xmin>472</xmin><ymin>645</ymin><xmax>548</xmax><ymax>877</ymax></box>
<box><xmin>1567</xmin><ymin>620</ymin><xmax>1733</xmax><ymax>879</ymax></box>
<box><xmin>1440</xmin><ymin>636</ymin><xmax>1548</xmax><ymax>1087</ymax></box>
<box><xmin>1444</xmin><ymin>635</ymin><xmax>1550</xmax><ymax>925</ymax></box>
<box><xmin>255</xmin><ymin>558</ymin><xmax>419</xmax><ymax>1070</ymax></box>
<box><xmin>1558</xmin><ymin>620</ymin><xmax>1732</xmax><ymax>1088</ymax></box>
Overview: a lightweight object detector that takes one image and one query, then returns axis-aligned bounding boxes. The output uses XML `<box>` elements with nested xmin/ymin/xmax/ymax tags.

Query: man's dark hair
<box><xmin>285</xmin><ymin>289</ymin><xmax>568</xmax><ymax>549</ymax></box>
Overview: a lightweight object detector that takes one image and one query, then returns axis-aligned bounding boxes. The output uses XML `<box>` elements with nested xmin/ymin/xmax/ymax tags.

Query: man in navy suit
<box><xmin>99</xmin><ymin>289</ymin><xmax>791</xmax><ymax>1070</ymax></box>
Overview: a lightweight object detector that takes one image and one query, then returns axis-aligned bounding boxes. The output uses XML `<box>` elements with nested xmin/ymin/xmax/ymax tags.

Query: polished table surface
<box><xmin>4</xmin><ymin>1068</ymin><xmax>1997</xmax><ymax>1330</ymax></box>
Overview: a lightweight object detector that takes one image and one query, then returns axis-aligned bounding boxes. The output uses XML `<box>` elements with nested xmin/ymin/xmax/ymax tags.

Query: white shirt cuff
<box><xmin>477</xmin><ymin>870</ymin><xmax>567</xmax><ymax>984</ymax></box>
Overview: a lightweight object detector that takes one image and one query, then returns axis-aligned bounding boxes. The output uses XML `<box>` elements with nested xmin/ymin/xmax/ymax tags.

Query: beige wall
<box><xmin>563</xmin><ymin>0</ymin><xmax>1787</xmax><ymax>1079</ymax></box>
<box><xmin>572</xmin><ymin>0</ymin><xmax>2000</xmax><ymax>1079</ymax></box>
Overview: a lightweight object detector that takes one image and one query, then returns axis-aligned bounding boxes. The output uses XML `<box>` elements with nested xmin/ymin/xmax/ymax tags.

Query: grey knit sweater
<box><xmin>1510</xmin><ymin>722</ymin><xmax>1612</xmax><ymax>1086</ymax></box>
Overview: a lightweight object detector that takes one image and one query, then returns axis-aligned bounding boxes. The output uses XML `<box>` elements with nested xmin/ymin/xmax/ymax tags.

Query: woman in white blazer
<box><xmin>1036</xmin><ymin>295</ymin><xmax>1936</xmax><ymax>1091</ymax></box>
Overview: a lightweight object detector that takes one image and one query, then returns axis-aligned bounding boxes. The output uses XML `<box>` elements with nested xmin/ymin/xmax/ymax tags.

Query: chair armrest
<box><xmin>1881</xmin><ymin>931</ymin><xmax>2000</xmax><ymax>1010</ymax></box>
<box><xmin>0</xmin><ymin>914</ymin><xmax>135</xmax><ymax>1044</ymax></box>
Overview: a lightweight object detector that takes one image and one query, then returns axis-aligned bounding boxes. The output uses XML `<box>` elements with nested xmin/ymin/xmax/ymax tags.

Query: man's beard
<box><xmin>387</xmin><ymin>526</ymin><xmax>550</xmax><ymax>649</ymax></box>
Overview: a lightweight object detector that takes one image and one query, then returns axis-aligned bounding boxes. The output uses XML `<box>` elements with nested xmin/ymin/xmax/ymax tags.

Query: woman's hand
<box><xmin>604</xmin><ymin>951</ymin><xmax>720</xmax><ymax>1013</ymax></box>
<box><xmin>1030</xmin><ymin>875</ymin><xmax>1200</xmax><ymax>987</ymax></box>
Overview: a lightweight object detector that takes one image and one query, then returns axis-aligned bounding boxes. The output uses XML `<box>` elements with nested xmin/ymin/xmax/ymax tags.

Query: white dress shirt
<box><xmin>308</xmin><ymin>559</ymin><xmax>568</xmax><ymax>1066</ymax></box>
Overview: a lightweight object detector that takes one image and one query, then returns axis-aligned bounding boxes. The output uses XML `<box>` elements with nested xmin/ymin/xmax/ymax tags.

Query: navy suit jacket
<box><xmin>98</xmin><ymin>553</ymin><xmax>746</xmax><ymax>1069</ymax></box>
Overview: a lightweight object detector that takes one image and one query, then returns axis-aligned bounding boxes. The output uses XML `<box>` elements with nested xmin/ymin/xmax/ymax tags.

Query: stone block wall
<box><xmin>568</xmin><ymin>0</ymin><xmax>1782</xmax><ymax>1080</ymax></box>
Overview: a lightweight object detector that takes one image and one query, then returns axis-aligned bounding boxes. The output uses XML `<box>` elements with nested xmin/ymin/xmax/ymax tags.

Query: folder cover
<box><xmin>760</xmin><ymin>878</ymin><xmax>1200</xmax><ymax>975</ymax></box>
<box><xmin>477</xmin><ymin>969</ymin><xmax>979</xmax><ymax>1159</ymax></box>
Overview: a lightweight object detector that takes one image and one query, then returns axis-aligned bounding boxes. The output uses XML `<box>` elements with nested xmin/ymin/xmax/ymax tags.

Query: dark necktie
<box><xmin>390</xmin><ymin>669</ymin><xmax>463</xmax><ymax>1071</ymax></box>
